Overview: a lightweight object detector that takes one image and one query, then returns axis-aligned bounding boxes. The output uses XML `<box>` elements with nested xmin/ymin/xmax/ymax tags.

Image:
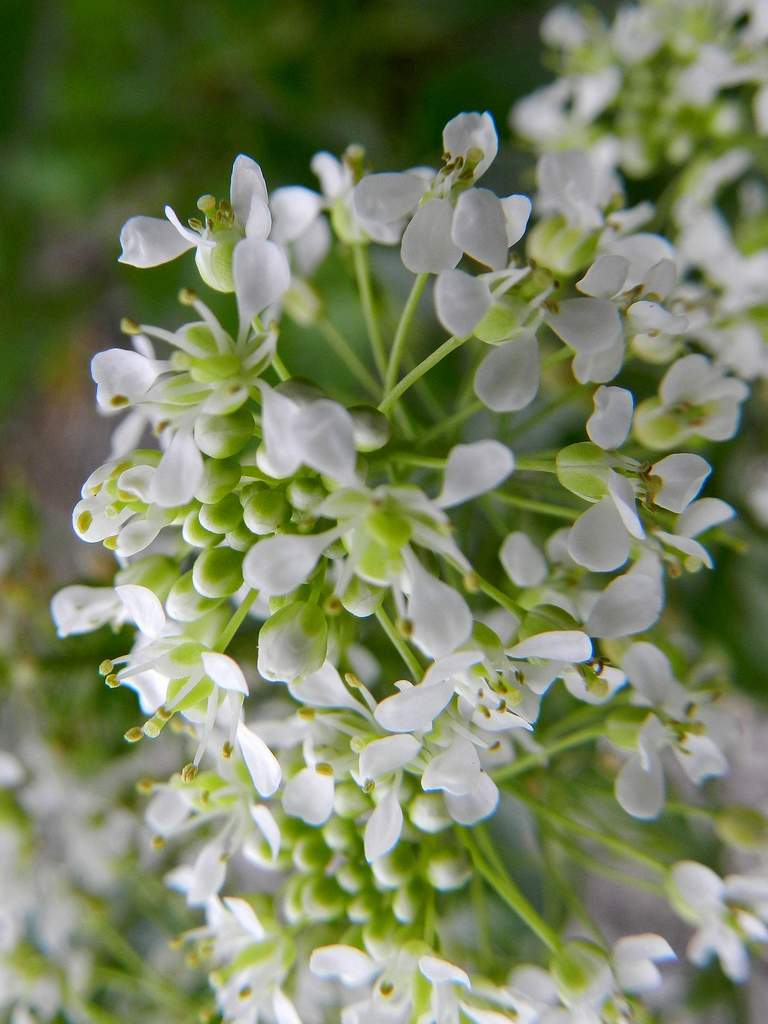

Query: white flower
<box><xmin>669</xmin><ymin>861</ymin><xmax>768</xmax><ymax>982</ymax></box>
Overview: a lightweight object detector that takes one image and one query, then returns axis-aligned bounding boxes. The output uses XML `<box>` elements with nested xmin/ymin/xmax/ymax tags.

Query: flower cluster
<box><xmin>52</xmin><ymin>6</ymin><xmax>768</xmax><ymax>1020</ymax></box>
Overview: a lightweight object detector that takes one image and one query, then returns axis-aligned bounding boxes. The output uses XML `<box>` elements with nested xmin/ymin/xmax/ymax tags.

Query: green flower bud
<box><xmin>194</xmin><ymin>407</ymin><xmax>255</xmax><ymax>459</ymax></box>
<box><xmin>334</xmin><ymin>782</ymin><xmax>372</xmax><ymax>819</ymax></box>
<box><xmin>287</xmin><ymin>477</ymin><xmax>327</xmax><ymax>513</ymax></box>
<box><xmin>257</xmin><ymin>602</ymin><xmax>328</xmax><ymax>682</ymax></box>
<box><xmin>302</xmin><ymin>876</ymin><xmax>345</xmax><ymax>922</ymax></box>
<box><xmin>322</xmin><ymin>815</ymin><xmax>359</xmax><ymax>852</ymax></box>
<box><xmin>340</xmin><ymin>575</ymin><xmax>385</xmax><ymax>618</ymax></box>
<box><xmin>283</xmin><ymin>279</ymin><xmax>323</xmax><ymax>325</ymax></box>
<box><xmin>633</xmin><ymin>399</ymin><xmax>690</xmax><ymax>450</ymax></box>
<box><xmin>550</xmin><ymin>940</ymin><xmax>610</xmax><ymax>1003</ymax></box>
<box><xmin>349</xmin><ymin>406</ymin><xmax>391</xmax><ymax>452</ymax></box>
<box><xmin>715</xmin><ymin>806</ymin><xmax>768</xmax><ymax>852</ymax></box>
<box><xmin>371</xmin><ymin>842</ymin><xmax>416</xmax><ymax>890</ymax></box>
<box><xmin>194</xmin><ymin>228</ymin><xmax>242</xmax><ymax>292</ymax></box>
<box><xmin>347</xmin><ymin>891</ymin><xmax>378</xmax><ymax>924</ymax></box>
<box><xmin>182</xmin><ymin>510</ymin><xmax>220</xmax><ymax>549</ymax></box>
<box><xmin>605</xmin><ymin>706</ymin><xmax>652</xmax><ymax>751</ymax></box>
<box><xmin>166</xmin><ymin>570</ymin><xmax>223</xmax><ymax>622</ymax></box>
<box><xmin>293</xmin><ymin>833</ymin><xmax>332</xmax><ymax>872</ymax></box>
<box><xmin>243</xmin><ymin>489</ymin><xmax>288</xmax><ymax>535</ymax></box>
<box><xmin>393</xmin><ymin>879</ymin><xmax>424</xmax><ymax>924</ymax></box>
<box><xmin>115</xmin><ymin>554</ymin><xmax>177</xmax><ymax>598</ymax></box>
<box><xmin>225</xmin><ymin>522</ymin><xmax>256</xmax><ymax>552</ymax></box>
<box><xmin>198</xmin><ymin>494</ymin><xmax>243</xmax><ymax>535</ymax></box>
<box><xmin>194</xmin><ymin>459</ymin><xmax>242</xmax><ymax>505</ymax></box>
<box><xmin>336</xmin><ymin>862</ymin><xmax>368</xmax><ymax>895</ymax></box>
<box><xmin>528</xmin><ymin>216</ymin><xmax>599</xmax><ymax>276</ymax></box>
<box><xmin>192</xmin><ymin>547</ymin><xmax>244</xmax><ymax>599</ymax></box>
<box><xmin>408</xmin><ymin>793</ymin><xmax>452</xmax><ymax>834</ymax></box>
<box><xmin>556</xmin><ymin>442</ymin><xmax>614</xmax><ymax>502</ymax></box>
<box><xmin>425</xmin><ymin>849</ymin><xmax>471</xmax><ymax>891</ymax></box>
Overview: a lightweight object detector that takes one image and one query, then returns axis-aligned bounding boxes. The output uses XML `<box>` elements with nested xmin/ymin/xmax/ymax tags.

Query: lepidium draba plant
<box><xmin>53</xmin><ymin>22</ymin><xmax>768</xmax><ymax>1020</ymax></box>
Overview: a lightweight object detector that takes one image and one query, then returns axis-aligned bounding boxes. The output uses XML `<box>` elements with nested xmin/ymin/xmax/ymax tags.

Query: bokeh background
<box><xmin>1</xmin><ymin>1</ymin><xmax>768</xmax><ymax>1020</ymax></box>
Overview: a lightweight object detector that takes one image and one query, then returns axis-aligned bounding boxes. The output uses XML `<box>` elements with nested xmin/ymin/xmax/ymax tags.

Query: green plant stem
<box><xmin>318</xmin><ymin>317</ymin><xmax>380</xmax><ymax>398</ymax></box>
<box><xmin>493</xmin><ymin>727</ymin><xmax>605</xmax><ymax>783</ymax></box>
<box><xmin>515</xmin><ymin>457</ymin><xmax>557</xmax><ymax>473</ymax></box>
<box><xmin>515</xmin><ymin>792</ymin><xmax>667</xmax><ymax>877</ymax></box>
<box><xmin>380</xmin><ymin>333</ymin><xmax>468</xmax><ymax>414</ymax></box>
<box><xmin>470</xmin><ymin>571</ymin><xmax>521</xmax><ymax>615</ymax></box>
<box><xmin>374</xmin><ymin>605</ymin><xmax>423</xmax><ymax>678</ymax></box>
<box><xmin>352</xmin><ymin>243</ymin><xmax>387</xmax><ymax>381</ymax></box>
<box><xmin>273</xmin><ymin>354</ymin><xmax>290</xmax><ymax>381</ymax></box>
<box><xmin>215</xmin><ymin>589</ymin><xmax>258</xmax><ymax>652</ymax></box>
<box><xmin>493</xmin><ymin>492</ymin><xmax>580</xmax><ymax>520</ymax></box>
<box><xmin>541</xmin><ymin>346</ymin><xmax>572</xmax><ymax>369</ymax></box>
<box><xmin>457</xmin><ymin>827</ymin><xmax>561</xmax><ymax>953</ymax></box>
<box><xmin>385</xmin><ymin>272</ymin><xmax>429</xmax><ymax>392</ymax></box>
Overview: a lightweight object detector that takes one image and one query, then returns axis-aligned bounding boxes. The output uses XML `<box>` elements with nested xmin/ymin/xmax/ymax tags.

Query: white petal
<box><xmin>243</xmin><ymin>529</ymin><xmax>337</xmax><ymax>596</ymax></box>
<box><xmin>442</xmin><ymin>111</ymin><xmax>498</xmax><ymax>180</ymax></box>
<box><xmin>654</xmin><ymin>531</ymin><xmax>713</xmax><ymax>569</ymax></box>
<box><xmin>577</xmin><ymin>255</ymin><xmax>629</xmax><ymax>298</ymax></box>
<box><xmin>223</xmin><ymin>896</ymin><xmax>265</xmax><ymax>940</ymax></box>
<box><xmin>375</xmin><ymin>679</ymin><xmax>455</xmax><ymax>733</ymax></box>
<box><xmin>418</xmin><ymin>955</ymin><xmax>471</xmax><ymax>988</ymax></box>
<box><xmin>650</xmin><ymin>454</ymin><xmax>711</xmax><ymax>513</ymax></box>
<box><xmin>614</xmin><ymin>934</ymin><xmax>675</xmax><ymax>993</ymax></box>
<box><xmin>451</xmin><ymin>188</ymin><xmax>509</xmax><ymax>269</ymax></box>
<box><xmin>567</xmin><ymin>497</ymin><xmax>631</xmax><ymax>572</ymax></box>
<box><xmin>615</xmin><ymin>752</ymin><xmax>665</xmax><ymax>818</ymax></box>
<box><xmin>230</xmin><ymin>154</ymin><xmax>269</xmax><ymax>227</ymax></box>
<box><xmin>401</xmin><ymin>199</ymin><xmax>461</xmax><ymax>273</ymax></box>
<box><xmin>250</xmin><ymin>804</ymin><xmax>281</xmax><ymax>861</ymax></box>
<box><xmin>91</xmin><ymin>348</ymin><xmax>162</xmax><ymax>409</ymax></box>
<box><xmin>674</xmin><ymin>733</ymin><xmax>727</xmax><ymax>785</ymax></box>
<box><xmin>150</xmin><ymin>429</ymin><xmax>204</xmax><ymax>508</ymax></box>
<box><xmin>272</xmin><ymin>990</ymin><xmax>302</xmax><ymax>1024</ymax></box>
<box><xmin>671</xmin><ymin>861</ymin><xmax>724</xmax><ymax>914</ymax></box>
<box><xmin>201</xmin><ymin>652</ymin><xmax>249</xmax><ymax>694</ymax></box>
<box><xmin>233</xmin><ymin>238</ymin><xmax>290</xmax><ymax>327</ymax></box>
<box><xmin>608</xmin><ymin>471</ymin><xmax>644</xmax><ymax>539</ymax></box>
<box><xmin>474</xmin><ymin>334</ymin><xmax>540</xmax><ymax>412</ymax></box>
<box><xmin>508</xmin><ymin>630</ymin><xmax>592</xmax><ymax>662</ymax></box>
<box><xmin>289</xmin><ymin>661</ymin><xmax>361</xmax><ymax>711</ymax></box>
<box><xmin>118</xmin><ymin>216</ymin><xmax>195</xmax><ymax>267</ymax></box>
<box><xmin>115</xmin><ymin>584</ymin><xmax>166</xmax><ymax>639</ymax></box>
<box><xmin>422</xmin><ymin>737</ymin><xmax>480</xmax><ymax>795</ymax></box>
<box><xmin>500</xmin><ymin>194</ymin><xmax>532</xmax><ymax>246</ymax></box>
<box><xmin>678</xmin><ymin>498</ymin><xmax>734</xmax><ymax>538</ymax></box>
<box><xmin>269</xmin><ymin>186</ymin><xmax>322</xmax><ymax>245</ymax></box>
<box><xmin>546</xmin><ymin>298</ymin><xmax>623</xmax><ymax>353</ymax></box>
<box><xmin>353</xmin><ymin>172</ymin><xmax>426</xmax><ymax>224</ymax></box>
<box><xmin>406</xmin><ymin>552</ymin><xmax>472</xmax><ymax>659</ymax></box>
<box><xmin>434</xmin><ymin>269</ymin><xmax>492</xmax><ymax>338</ymax></box>
<box><xmin>293</xmin><ymin>399</ymin><xmax>357</xmax><ymax>482</ymax></box>
<box><xmin>586</xmin><ymin>573</ymin><xmax>663</xmax><ymax>638</ymax></box>
<box><xmin>186</xmin><ymin>841</ymin><xmax>227</xmax><ymax>905</ymax></box>
<box><xmin>500</xmin><ymin>532</ymin><xmax>547</xmax><ymax>587</ymax></box>
<box><xmin>360</xmin><ymin>735</ymin><xmax>421</xmax><ymax>781</ymax></box>
<box><xmin>309</xmin><ymin>945</ymin><xmax>377</xmax><ymax>987</ymax></box>
<box><xmin>283</xmin><ymin>766</ymin><xmax>334</xmax><ymax>825</ymax></box>
<box><xmin>587</xmin><ymin>386</ymin><xmax>634</xmax><ymax>450</ymax></box>
<box><xmin>236</xmin><ymin>721</ymin><xmax>281</xmax><ymax>797</ymax></box>
<box><xmin>364</xmin><ymin>788</ymin><xmax>403</xmax><ymax>861</ymax></box>
<box><xmin>444</xmin><ymin>771</ymin><xmax>499</xmax><ymax>825</ymax></box>
<box><xmin>51</xmin><ymin>585</ymin><xmax>123</xmax><ymax>637</ymax></box>
<box><xmin>437</xmin><ymin>440</ymin><xmax>514</xmax><ymax>508</ymax></box>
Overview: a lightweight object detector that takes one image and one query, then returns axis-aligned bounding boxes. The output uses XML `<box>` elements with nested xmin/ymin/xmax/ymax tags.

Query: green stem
<box><xmin>515</xmin><ymin>792</ymin><xmax>667</xmax><ymax>877</ymax></box>
<box><xmin>457</xmin><ymin>827</ymin><xmax>561</xmax><ymax>952</ymax></box>
<box><xmin>384</xmin><ymin>272</ymin><xmax>429</xmax><ymax>393</ymax></box>
<box><xmin>380</xmin><ymin>333</ymin><xmax>468</xmax><ymax>414</ymax></box>
<box><xmin>493</xmin><ymin>492</ymin><xmax>580</xmax><ymax>521</ymax></box>
<box><xmin>541</xmin><ymin>346</ymin><xmax>572</xmax><ymax>369</ymax></box>
<box><xmin>470</xmin><ymin>571</ymin><xmax>521</xmax><ymax>615</ymax></box>
<box><xmin>352</xmin><ymin>243</ymin><xmax>387</xmax><ymax>380</ymax></box>
<box><xmin>272</xmin><ymin>354</ymin><xmax>290</xmax><ymax>381</ymax></box>
<box><xmin>514</xmin><ymin>457</ymin><xmax>557</xmax><ymax>473</ymax></box>
<box><xmin>374</xmin><ymin>605</ymin><xmax>423</xmax><ymax>679</ymax></box>
<box><xmin>493</xmin><ymin>727</ymin><xmax>605</xmax><ymax>783</ymax></box>
<box><xmin>318</xmin><ymin>317</ymin><xmax>380</xmax><ymax>398</ymax></box>
<box><xmin>215</xmin><ymin>589</ymin><xmax>258</xmax><ymax>652</ymax></box>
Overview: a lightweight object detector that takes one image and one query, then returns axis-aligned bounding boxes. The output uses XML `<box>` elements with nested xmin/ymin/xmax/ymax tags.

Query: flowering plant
<box><xmin>29</xmin><ymin>0</ymin><xmax>768</xmax><ymax>1020</ymax></box>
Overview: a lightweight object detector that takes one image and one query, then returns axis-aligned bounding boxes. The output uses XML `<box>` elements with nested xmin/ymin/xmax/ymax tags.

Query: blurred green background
<box><xmin>2</xmin><ymin>0</ymin><xmax>767</xmax><ymax>702</ymax></box>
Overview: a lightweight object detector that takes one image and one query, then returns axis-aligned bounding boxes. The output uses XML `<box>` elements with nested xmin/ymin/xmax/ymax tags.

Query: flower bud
<box><xmin>194</xmin><ymin>228</ymin><xmax>242</xmax><ymax>292</ymax></box>
<box><xmin>194</xmin><ymin>408</ymin><xmax>255</xmax><ymax>459</ymax></box>
<box><xmin>182</xmin><ymin>510</ymin><xmax>220</xmax><ymax>549</ymax></box>
<box><xmin>349</xmin><ymin>406</ymin><xmax>391</xmax><ymax>452</ymax></box>
<box><xmin>166</xmin><ymin>571</ymin><xmax>223</xmax><ymax>622</ymax></box>
<box><xmin>194</xmin><ymin>459</ymin><xmax>242</xmax><ymax>505</ymax></box>
<box><xmin>192</xmin><ymin>547</ymin><xmax>244</xmax><ymax>599</ymax></box>
<box><xmin>340</xmin><ymin>575</ymin><xmax>385</xmax><ymax>618</ymax></box>
<box><xmin>425</xmin><ymin>849</ymin><xmax>471</xmax><ymax>891</ymax></box>
<box><xmin>198</xmin><ymin>494</ymin><xmax>243</xmax><ymax>535</ymax></box>
<box><xmin>257</xmin><ymin>602</ymin><xmax>328</xmax><ymax>682</ymax></box>
<box><xmin>715</xmin><ymin>806</ymin><xmax>768</xmax><ymax>852</ymax></box>
<box><xmin>243</xmin><ymin>488</ymin><xmax>288</xmax><ymax>535</ymax></box>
